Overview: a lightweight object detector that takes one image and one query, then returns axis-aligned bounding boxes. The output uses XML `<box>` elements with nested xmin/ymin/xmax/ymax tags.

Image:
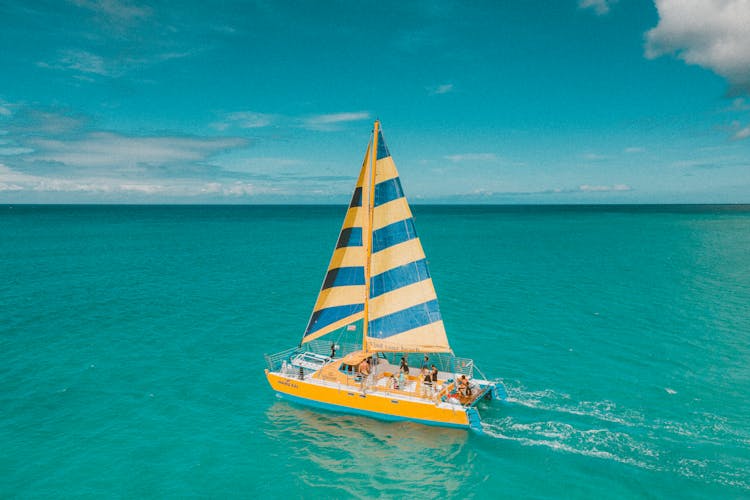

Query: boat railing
<box><xmin>264</xmin><ymin>346</ymin><xmax>300</xmax><ymax>372</ymax></box>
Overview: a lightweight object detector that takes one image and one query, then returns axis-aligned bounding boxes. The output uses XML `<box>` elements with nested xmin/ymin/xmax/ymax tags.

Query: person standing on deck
<box><xmin>399</xmin><ymin>357</ymin><xmax>409</xmax><ymax>375</ymax></box>
<box><xmin>421</xmin><ymin>355</ymin><xmax>429</xmax><ymax>371</ymax></box>
<box><xmin>358</xmin><ymin>358</ymin><xmax>370</xmax><ymax>393</ymax></box>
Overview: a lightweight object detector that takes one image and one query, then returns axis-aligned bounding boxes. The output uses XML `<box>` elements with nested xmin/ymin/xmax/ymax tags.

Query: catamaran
<box><xmin>264</xmin><ymin>121</ymin><xmax>505</xmax><ymax>431</ymax></box>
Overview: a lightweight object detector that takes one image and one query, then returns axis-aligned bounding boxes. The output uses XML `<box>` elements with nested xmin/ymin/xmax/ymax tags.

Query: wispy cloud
<box><xmin>429</xmin><ymin>83</ymin><xmax>454</xmax><ymax>95</ymax></box>
<box><xmin>732</xmin><ymin>124</ymin><xmax>750</xmax><ymax>140</ymax></box>
<box><xmin>582</xmin><ymin>152</ymin><xmax>608</xmax><ymax>161</ymax></box>
<box><xmin>38</xmin><ymin>48</ymin><xmax>195</xmax><ymax>78</ymax></box>
<box><xmin>444</xmin><ymin>153</ymin><xmax>497</xmax><ymax>162</ymax></box>
<box><xmin>303</xmin><ymin>112</ymin><xmax>370</xmax><ymax>131</ymax></box>
<box><xmin>8</xmin><ymin>108</ymin><xmax>86</xmax><ymax>135</ymax></box>
<box><xmin>70</xmin><ymin>0</ymin><xmax>153</xmax><ymax>32</ymax></box>
<box><xmin>624</xmin><ymin>147</ymin><xmax>646</xmax><ymax>153</ymax></box>
<box><xmin>579</xmin><ymin>0</ymin><xmax>617</xmax><ymax>16</ymax></box>
<box><xmin>211</xmin><ymin>111</ymin><xmax>276</xmax><ymax>131</ymax></box>
<box><xmin>578</xmin><ymin>184</ymin><xmax>631</xmax><ymax>192</ymax></box>
<box><xmin>38</xmin><ymin>49</ymin><xmax>109</xmax><ymax>76</ymax></box>
<box><xmin>0</xmin><ymin>163</ymin><xmax>280</xmax><ymax>199</ymax></box>
<box><xmin>26</xmin><ymin>132</ymin><xmax>246</xmax><ymax>170</ymax></box>
<box><xmin>728</xmin><ymin>97</ymin><xmax>750</xmax><ymax>111</ymax></box>
<box><xmin>645</xmin><ymin>0</ymin><xmax>750</xmax><ymax>93</ymax></box>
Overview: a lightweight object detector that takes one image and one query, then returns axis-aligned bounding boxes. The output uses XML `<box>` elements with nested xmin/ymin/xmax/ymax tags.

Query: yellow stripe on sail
<box><xmin>374</xmin><ymin>156</ymin><xmax>399</xmax><ymax>184</ymax></box>
<box><xmin>303</xmin><ymin>311</ymin><xmax>365</xmax><ymax>344</ymax></box>
<box><xmin>340</xmin><ymin>205</ymin><xmax>365</xmax><ymax>232</ymax></box>
<box><xmin>313</xmin><ymin>285</ymin><xmax>366</xmax><ymax>311</ymax></box>
<box><xmin>327</xmin><ymin>246</ymin><xmax>366</xmax><ymax>270</ymax></box>
<box><xmin>369</xmin><ymin>279</ymin><xmax>439</xmax><ymax>321</ymax></box>
<box><xmin>366</xmin><ymin>321</ymin><xmax>450</xmax><ymax>353</ymax></box>
<box><xmin>373</xmin><ymin>197</ymin><xmax>412</xmax><ymax>231</ymax></box>
<box><xmin>370</xmin><ymin>238</ymin><xmax>426</xmax><ymax>275</ymax></box>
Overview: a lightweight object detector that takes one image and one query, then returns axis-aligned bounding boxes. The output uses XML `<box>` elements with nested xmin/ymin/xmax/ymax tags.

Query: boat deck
<box><xmin>309</xmin><ymin>360</ymin><xmax>488</xmax><ymax>407</ymax></box>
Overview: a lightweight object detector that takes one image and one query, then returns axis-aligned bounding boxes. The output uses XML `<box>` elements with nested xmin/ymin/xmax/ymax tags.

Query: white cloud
<box><xmin>0</xmin><ymin>162</ymin><xmax>280</xmax><ymax>198</ymax></box>
<box><xmin>579</xmin><ymin>0</ymin><xmax>617</xmax><ymax>15</ymax></box>
<box><xmin>0</xmin><ymin>147</ymin><xmax>33</xmax><ymax>155</ymax></box>
<box><xmin>444</xmin><ymin>153</ymin><xmax>498</xmax><ymax>162</ymax></box>
<box><xmin>40</xmin><ymin>49</ymin><xmax>110</xmax><ymax>76</ymax></box>
<box><xmin>733</xmin><ymin>124</ymin><xmax>750</xmax><ymax>140</ymax></box>
<box><xmin>70</xmin><ymin>0</ymin><xmax>152</xmax><ymax>28</ymax></box>
<box><xmin>579</xmin><ymin>184</ymin><xmax>631</xmax><ymax>192</ymax></box>
<box><xmin>645</xmin><ymin>0</ymin><xmax>750</xmax><ymax>93</ymax></box>
<box><xmin>303</xmin><ymin>112</ymin><xmax>370</xmax><ymax>131</ymax></box>
<box><xmin>624</xmin><ymin>147</ymin><xmax>646</xmax><ymax>153</ymax></box>
<box><xmin>0</xmin><ymin>182</ymin><xmax>23</xmax><ymax>191</ymax></box>
<box><xmin>213</xmin><ymin>111</ymin><xmax>275</xmax><ymax>130</ymax></box>
<box><xmin>582</xmin><ymin>152</ymin><xmax>608</xmax><ymax>161</ymax></box>
<box><xmin>429</xmin><ymin>83</ymin><xmax>454</xmax><ymax>95</ymax></box>
<box><xmin>28</xmin><ymin>132</ymin><xmax>246</xmax><ymax>169</ymax></box>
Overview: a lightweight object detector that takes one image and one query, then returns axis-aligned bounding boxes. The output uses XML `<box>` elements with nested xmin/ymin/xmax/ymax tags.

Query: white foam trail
<box><xmin>504</xmin><ymin>383</ymin><xmax>645</xmax><ymax>427</ymax></box>
<box><xmin>482</xmin><ymin>420</ymin><xmax>654</xmax><ymax>469</ymax></box>
<box><xmin>487</xmin><ymin>385</ymin><xmax>750</xmax><ymax>492</ymax></box>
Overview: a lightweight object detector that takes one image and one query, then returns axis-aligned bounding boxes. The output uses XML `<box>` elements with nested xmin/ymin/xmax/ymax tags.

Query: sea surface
<box><xmin>2</xmin><ymin>204</ymin><xmax>749</xmax><ymax>498</ymax></box>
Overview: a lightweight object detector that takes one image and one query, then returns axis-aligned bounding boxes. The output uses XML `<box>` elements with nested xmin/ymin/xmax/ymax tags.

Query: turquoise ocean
<box><xmin>2</xmin><ymin>204</ymin><xmax>749</xmax><ymax>498</ymax></box>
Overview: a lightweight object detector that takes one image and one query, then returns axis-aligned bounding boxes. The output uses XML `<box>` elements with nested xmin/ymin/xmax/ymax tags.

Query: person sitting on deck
<box><xmin>389</xmin><ymin>374</ymin><xmax>399</xmax><ymax>390</ymax></box>
<box><xmin>398</xmin><ymin>369</ymin><xmax>406</xmax><ymax>388</ymax></box>
<box><xmin>430</xmin><ymin>365</ymin><xmax>439</xmax><ymax>384</ymax></box>
<box><xmin>458</xmin><ymin>374</ymin><xmax>472</xmax><ymax>397</ymax></box>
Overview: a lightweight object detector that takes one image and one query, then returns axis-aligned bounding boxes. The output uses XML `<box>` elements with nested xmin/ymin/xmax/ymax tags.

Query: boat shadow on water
<box><xmin>263</xmin><ymin>401</ymin><xmax>480</xmax><ymax>496</ymax></box>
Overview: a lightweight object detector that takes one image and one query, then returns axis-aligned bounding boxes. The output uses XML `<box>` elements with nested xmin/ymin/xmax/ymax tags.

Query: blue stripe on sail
<box><xmin>374</xmin><ymin>177</ymin><xmax>404</xmax><ymax>207</ymax></box>
<box><xmin>368</xmin><ymin>299</ymin><xmax>442</xmax><ymax>339</ymax></box>
<box><xmin>336</xmin><ymin>227</ymin><xmax>363</xmax><ymax>248</ymax></box>
<box><xmin>377</xmin><ymin>131</ymin><xmax>390</xmax><ymax>159</ymax></box>
<box><xmin>305</xmin><ymin>303</ymin><xmax>364</xmax><ymax>336</ymax></box>
<box><xmin>372</xmin><ymin>219</ymin><xmax>417</xmax><ymax>253</ymax></box>
<box><xmin>370</xmin><ymin>259</ymin><xmax>430</xmax><ymax>298</ymax></box>
<box><xmin>350</xmin><ymin>187</ymin><xmax>362</xmax><ymax>208</ymax></box>
<box><xmin>323</xmin><ymin>266</ymin><xmax>365</xmax><ymax>290</ymax></box>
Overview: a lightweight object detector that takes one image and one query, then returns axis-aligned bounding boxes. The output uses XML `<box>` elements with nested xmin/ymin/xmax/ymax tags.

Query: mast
<box><xmin>362</xmin><ymin>120</ymin><xmax>379</xmax><ymax>352</ymax></box>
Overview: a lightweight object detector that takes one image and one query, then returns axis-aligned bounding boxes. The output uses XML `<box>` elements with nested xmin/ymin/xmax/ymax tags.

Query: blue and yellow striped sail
<box><xmin>301</xmin><ymin>145</ymin><xmax>370</xmax><ymax>342</ymax></box>
<box><xmin>302</xmin><ymin>123</ymin><xmax>451</xmax><ymax>353</ymax></box>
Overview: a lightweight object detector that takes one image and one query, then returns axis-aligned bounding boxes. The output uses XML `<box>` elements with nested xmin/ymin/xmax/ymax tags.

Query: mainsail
<box><xmin>302</xmin><ymin>122</ymin><xmax>450</xmax><ymax>353</ymax></box>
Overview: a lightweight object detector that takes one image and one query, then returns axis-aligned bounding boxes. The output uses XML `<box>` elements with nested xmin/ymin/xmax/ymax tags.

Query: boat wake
<box><xmin>483</xmin><ymin>381</ymin><xmax>750</xmax><ymax>491</ymax></box>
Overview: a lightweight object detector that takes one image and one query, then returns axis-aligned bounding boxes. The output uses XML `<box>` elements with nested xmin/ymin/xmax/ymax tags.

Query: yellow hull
<box><xmin>265</xmin><ymin>370</ymin><xmax>471</xmax><ymax>429</ymax></box>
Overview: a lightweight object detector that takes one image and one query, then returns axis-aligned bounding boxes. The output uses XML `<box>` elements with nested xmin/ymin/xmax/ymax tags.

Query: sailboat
<box><xmin>264</xmin><ymin>121</ymin><xmax>505</xmax><ymax>431</ymax></box>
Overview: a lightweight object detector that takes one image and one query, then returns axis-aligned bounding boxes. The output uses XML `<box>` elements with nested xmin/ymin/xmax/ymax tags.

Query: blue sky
<box><xmin>1</xmin><ymin>0</ymin><xmax>749</xmax><ymax>203</ymax></box>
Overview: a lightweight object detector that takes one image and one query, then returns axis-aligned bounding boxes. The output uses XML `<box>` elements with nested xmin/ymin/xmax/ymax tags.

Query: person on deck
<box><xmin>430</xmin><ymin>365</ymin><xmax>439</xmax><ymax>385</ymax></box>
<box><xmin>399</xmin><ymin>357</ymin><xmax>409</xmax><ymax>375</ymax></box>
<box><xmin>421</xmin><ymin>355</ymin><xmax>430</xmax><ymax>371</ymax></box>
<box><xmin>422</xmin><ymin>367</ymin><xmax>432</xmax><ymax>396</ymax></box>
<box><xmin>458</xmin><ymin>374</ymin><xmax>472</xmax><ymax>397</ymax></box>
<box><xmin>330</xmin><ymin>343</ymin><xmax>336</xmax><ymax>358</ymax></box>
<box><xmin>358</xmin><ymin>358</ymin><xmax>370</xmax><ymax>392</ymax></box>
